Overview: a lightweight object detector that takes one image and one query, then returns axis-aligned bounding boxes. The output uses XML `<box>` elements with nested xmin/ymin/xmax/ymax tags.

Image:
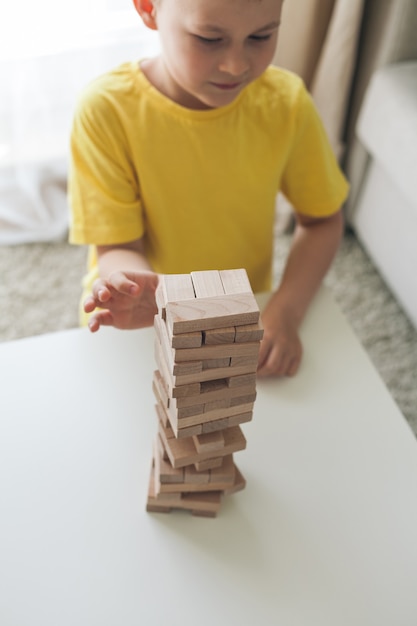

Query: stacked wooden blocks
<box><xmin>146</xmin><ymin>268</ymin><xmax>263</xmax><ymax>517</ymax></box>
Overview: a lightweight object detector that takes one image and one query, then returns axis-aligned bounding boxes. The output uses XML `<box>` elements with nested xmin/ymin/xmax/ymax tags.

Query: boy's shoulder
<box><xmin>262</xmin><ymin>65</ymin><xmax>305</xmax><ymax>87</ymax></box>
<box><xmin>74</xmin><ymin>62</ymin><xmax>141</xmax><ymax>116</ymax></box>
<box><xmin>239</xmin><ymin>66</ymin><xmax>311</xmax><ymax>127</ymax></box>
<box><xmin>250</xmin><ymin>65</ymin><xmax>306</xmax><ymax>106</ymax></box>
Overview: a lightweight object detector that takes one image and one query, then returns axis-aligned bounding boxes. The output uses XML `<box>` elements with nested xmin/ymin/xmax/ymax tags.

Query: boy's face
<box><xmin>141</xmin><ymin>0</ymin><xmax>283</xmax><ymax>110</ymax></box>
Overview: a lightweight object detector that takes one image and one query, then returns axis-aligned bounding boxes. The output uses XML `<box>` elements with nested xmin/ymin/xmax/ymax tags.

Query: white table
<box><xmin>1</xmin><ymin>288</ymin><xmax>417</xmax><ymax>626</ymax></box>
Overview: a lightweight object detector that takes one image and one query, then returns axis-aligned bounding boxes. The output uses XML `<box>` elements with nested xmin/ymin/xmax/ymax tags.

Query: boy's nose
<box><xmin>218</xmin><ymin>47</ymin><xmax>249</xmax><ymax>77</ymax></box>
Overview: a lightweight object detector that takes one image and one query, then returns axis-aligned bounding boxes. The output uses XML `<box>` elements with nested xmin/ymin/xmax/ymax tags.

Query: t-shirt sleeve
<box><xmin>280</xmin><ymin>83</ymin><xmax>349</xmax><ymax>217</ymax></box>
<box><xmin>68</xmin><ymin>87</ymin><xmax>144</xmax><ymax>245</ymax></box>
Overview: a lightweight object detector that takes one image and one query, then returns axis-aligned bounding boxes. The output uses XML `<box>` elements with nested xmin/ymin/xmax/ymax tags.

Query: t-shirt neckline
<box><xmin>132</xmin><ymin>60</ymin><xmax>246</xmax><ymax>120</ymax></box>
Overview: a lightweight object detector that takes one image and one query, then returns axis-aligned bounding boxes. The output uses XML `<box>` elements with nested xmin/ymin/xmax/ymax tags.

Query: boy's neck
<box><xmin>140</xmin><ymin>57</ymin><xmax>215</xmax><ymax>111</ymax></box>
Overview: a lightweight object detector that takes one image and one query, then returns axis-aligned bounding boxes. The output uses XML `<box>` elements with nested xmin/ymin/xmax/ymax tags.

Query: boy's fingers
<box><xmin>257</xmin><ymin>343</ymin><xmax>274</xmax><ymax>376</ymax></box>
<box><xmin>88</xmin><ymin>310</ymin><xmax>114</xmax><ymax>332</ymax></box>
<box><xmin>84</xmin><ymin>296</ymin><xmax>97</xmax><ymax>314</ymax></box>
<box><xmin>257</xmin><ymin>337</ymin><xmax>271</xmax><ymax>369</ymax></box>
<box><xmin>106</xmin><ymin>271</ymin><xmax>157</xmax><ymax>296</ymax></box>
<box><xmin>122</xmin><ymin>270</ymin><xmax>159</xmax><ymax>291</ymax></box>
<box><xmin>106</xmin><ymin>271</ymin><xmax>139</xmax><ymax>295</ymax></box>
<box><xmin>91</xmin><ymin>280</ymin><xmax>112</xmax><ymax>303</ymax></box>
<box><xmin>257</xmin><ymin>343</ymin><xmax>292</xmax><ymax>377</ymax></box>
<box><xmin>287</xmin><ymin>356</ymin><xmax>301</xmax><ymax>377</ymax></box>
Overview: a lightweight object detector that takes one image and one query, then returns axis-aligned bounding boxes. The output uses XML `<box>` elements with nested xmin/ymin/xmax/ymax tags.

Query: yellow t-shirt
<box><xmin>69</xmin><ymin>62</ymin><xmax>348</xmax><ymax>301</ymax></box>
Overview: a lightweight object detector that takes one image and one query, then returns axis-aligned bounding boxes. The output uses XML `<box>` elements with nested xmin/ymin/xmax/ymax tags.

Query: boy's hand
<box><xmin>84</xmin><ymin>270</ymin><xmax>159</xmax><ymax>332</ymax></box>
<box><xmin>257</xmin><ymin>209</ymin><xmax>344</xmax><ymax>377</ymax></box>
<box><xmin>257</xmin><ymin>307</ymin><xmax>302</xmax><ymax>378</ymax></box>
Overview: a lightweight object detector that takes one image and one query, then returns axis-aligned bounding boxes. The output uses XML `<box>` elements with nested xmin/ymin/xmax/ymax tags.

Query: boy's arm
<box><xmin>84</xmin><ymin>238</ymin><xmax>159</xmax><ymax>332</ymax></box>
<box><xmin>97</xmin><ymin>238</ymin><xmax>153</xmax><ymax>275</ymax></box>
<box><xmin>258</xmin><ymin>208</ymin><xmax>344</xmax><ymax>377</ymax></box>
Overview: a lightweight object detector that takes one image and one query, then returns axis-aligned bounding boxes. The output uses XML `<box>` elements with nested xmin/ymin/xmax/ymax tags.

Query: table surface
<box><xmin>1</xmin><ymin>287</ymin><xmax>417</xmax><ymax>626</ymax></box>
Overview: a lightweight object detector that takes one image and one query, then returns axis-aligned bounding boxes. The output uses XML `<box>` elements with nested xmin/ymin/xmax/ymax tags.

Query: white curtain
<box><xmin>0</xmin><ymin>0</ymin><xmax>160</xmax><ymax>244</ymax></box>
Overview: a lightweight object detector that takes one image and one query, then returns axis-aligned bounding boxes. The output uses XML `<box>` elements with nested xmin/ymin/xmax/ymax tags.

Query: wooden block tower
<box><xmin>146</xmin><ymin>268</ymin><xmax>263</xmax><ymax>517</ymax></box>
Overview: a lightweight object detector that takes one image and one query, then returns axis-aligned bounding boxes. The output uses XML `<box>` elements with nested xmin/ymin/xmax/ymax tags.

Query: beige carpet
<box><xmin>1</xmin><ymin>230</ymin><xmax>416</xmax><ymax>435</ymax></box>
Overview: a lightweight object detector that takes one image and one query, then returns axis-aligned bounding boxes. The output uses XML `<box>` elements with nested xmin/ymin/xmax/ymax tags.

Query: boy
<box><xmin>69</xmin><ymin>0</ymin><xmax>349</xmax><ymax>377</ymax></box>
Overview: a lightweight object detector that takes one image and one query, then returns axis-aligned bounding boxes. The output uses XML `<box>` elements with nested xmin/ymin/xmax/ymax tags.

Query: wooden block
<box><xmin>154</xmin><ymin>340</ymin><xmax>201</xmax><ymax>396</ymax></box>
<box><xmin>169</xmin><ymin>361</ymin><xmax>258</xmax><ymax>387</ymax></box>
<box><xmin>152</xmin><ymin>375</ymin><xmax>168</xmax><ymax>411</ymax></box>
<box><xmin>203</xmin><ymin>398</ymin><xmax>230</xmax><ymax>413</ymax></box>
<box><xmin>166</xmin><ymin>293</ymin><xmax>260</xmax><ymax>335</ymax></box>
<box><xmin>154</xmin><ymin>438</ymin><xmax>184</xmax><ymax>486</ymax></box>
<box><xmin>194</xmin><ymin>457</ymin><xmax>223</xmax><ymax>471</ymax></box>
<box><xmin>201</xmin><ymin>379</ymin><xmax>229</xmax><ymax>393</ymax></box>
<box><xmin>154</xmin><ymin>490</ymin><xmax>181</xmax><ymax>502</ymax></box>
<box><xmin>209</xmin><ymin>455</ymin><xmax>235</xmax><ymax>483</ymax></box>
<box><xmin>180</xmin><ymin>491</ymin><xmax>222</xmax><ymax>515</ymax></box>
<box><xmin>154</xmin><ymin>369</ymin><xmax>168</xmax><ymax>396</ymax></box>
<box><xmin>146</xmin><ymin>464</ymin><xmax>222</xmax><ymax>516</ymax></box>
<box><xmin>158</xmin><ymin>459</ymin><xmax>235</xmax><ymax>494</ymax></box>
<box><xmin>219</xmin><ymin>268</ymin><xmax>252</xmax><ymax>294</ymax></box>
<box><xmin>176</xmin><ymin>402</ymin><xmax>205</xmax><ymax>420</ymax></box>
<box><xmin>230</xmin><ymin>354</ymin><xmax>259</xmax><ymax>368</ymax></box>
<box><xmin>146</xmin><ymin>503</ymin><xmax>173</xmax><ymax>514</ymax></box>
<box><xmin>193</xmin><ymin>430</ymin><xmax>225</xmax><ymax>453</ymax></box>
<box><xmin>154</xmin><ymin>331</ymin><xmax>174</xmax><ymax>383</ymax></box>
<box><xmin>173</xmin><ymin>340</ymin><xmax>260</xmax><ymax>363</ymax></box>
<box><xmin>171</xmin><ymin>379</ymin><xmax>229</xmax><ymax>409</ymax></box>
<box><xmin>155</xmin><ymin>388</ymin><xmax>204</xmax><ymax>435</ymax></box>
<box><xmin>201</xmin><ymin>411</ymin><xmax>252</xmax><ymax>433</ymax></box>
<box><xmin>226</xmin><ymin>372</ymin><xmax>257</xmax><ymax>388</ymax></box>
<box><xmin>155</xmin><ymin>286</ymin><xmax>167</xmax><ymax>321</ymax></box>
<box><xmin>153</xmin><ymin>339</ymin><xmax>171</xmax><ymax>387</ymax></box>
<box><xmin>157</xmin><ymin>478</ymin><xmax>226</xmax><ymax>494</ymax></box>
<box><xmin>230</xmin><ymin>393</ymin><xmax>257</xmax><ymax>407</ymax></box>
<box><xmin>176</xmin><ymin>407</ymin><xmax>250</xmax><ymax>435</ymax></box>
<box><xmin>171</xmin><ymin>331</ymin><xmax>202</xmax><ymax>349</ymax></box>
<box><xmin>202</xmin><ymin>358</ymin><xmax>231</xmax><ymax>369</ymax></box>
<box><xmin>156</xmin><ymin>400</ymin><xmax>203</xmax><ymax>439</ymax></box>
<box><xmin>173</xmin><ymin>361</ymin><xmax>204</xmax><ymax>376</ymax></box>
<box><xmin>154</xmin><ymin>396</ymin><xmax>170</xmax><ymax>428</ymax></box>
<box><xmin>158</xmin><ymin>419</ymin><xmax>246</xmax><ymax>469</ymax></box>
<box><xmin>146</xmin><ymin>460</ymin><xmax>173</xmax><ymax>513</ymax></box>
<box><xmin>222</xmin><ymin>411</ymin><xmax>253</xmax><ymax>430</ymax></box>
<box><xmin>203</xmin><ymin>326</ymin><xmax>236</xmax><ymax>345</ymax></box>
<box><xmin>176</xmin><ymin>401</ymin><xmax>254</xmax><ymax>429</ymax></box>
<box><xmin>234</xmin><ymin>321</ymin><xmax>264</xmax><ymax>343</ymax></box>
<box><xmin>157</xmin><ymin>489</ymin><xmax>222</xmax><ymax>513</ymax></box>
<box><xmin>223</xmin><ymin>464</ymin><xmax>246</xmax><ymax>495</ymax></box>
<box><xmin>199</xmin><ymin>417</ymin><xmax>230</xmax><ymax>433</ymax></box>
<box><xmin>171</xmin><ymin>382</ymin><xmax>202</xmax><ymax>398</ymax></box>
<box><xmin>158</xmin><ymin>433</ymin><xmax>170</xmax><ymax>461</ymax></box>
<box><xmin>184</xmin><ymin>464</ymin><xmax>210</xmax><ymax>484</ymax></box>
<box><xmin>156</xmin><ymin>296</ymin><xmax>202</xmax><ymax>350</ymax></box>
<box><xmin>173</xmin><ymin>380</ymin><xmax>256</xmax><ymax>409</ymax></box>
<box><xmin>152</xmin><ymin>381</ymin><xmax>168</xmax><ymax>411</ymax></box>
<box><xmin>155</xmin><ymin>315</ymin><xmax>203</xmax><ymax>375</ymax></box>
<box><xmin>191</xmin><ymin>270</ymin><xmax>224</xmax><ymax>297</ymax></box>
<box><xmin>157</xmin><ymin>273</ymin><xmax>196</xmax><ymax>315</ymax></box>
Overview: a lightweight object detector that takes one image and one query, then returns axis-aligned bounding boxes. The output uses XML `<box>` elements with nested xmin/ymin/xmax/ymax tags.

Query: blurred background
<box><xmin>0</xmin><ymin>0</ymin><xmax>160</xmax><ymax>243</ymax></box>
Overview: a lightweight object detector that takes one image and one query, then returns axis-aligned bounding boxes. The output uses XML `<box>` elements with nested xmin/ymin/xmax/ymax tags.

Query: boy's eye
<box><xmin>195</xmin><ymin>35</ymin><xmax>223</xmax><ymax>45</ymax></box>
<box><xmin>193</xmin><ymin>32</ymin><xmax>273</xmax><ymax>45</ymax></box>
<box><xmin>249</xmin><ymin>34</ymin><xmax>272</xmax><ymax>42</ymax></box>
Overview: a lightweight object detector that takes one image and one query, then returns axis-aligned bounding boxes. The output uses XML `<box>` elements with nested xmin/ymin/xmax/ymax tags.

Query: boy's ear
<box><xmin>132</xmin><ymin>0</ymin><xmax>158</xmax><ymax>30</ymax></box>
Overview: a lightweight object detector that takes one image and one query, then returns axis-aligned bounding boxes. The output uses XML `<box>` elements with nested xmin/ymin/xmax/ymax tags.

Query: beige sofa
<box><xmin>344</xmin><ymin>0</ymin><xmax>417</xmax><ymax>213</ymax></box>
